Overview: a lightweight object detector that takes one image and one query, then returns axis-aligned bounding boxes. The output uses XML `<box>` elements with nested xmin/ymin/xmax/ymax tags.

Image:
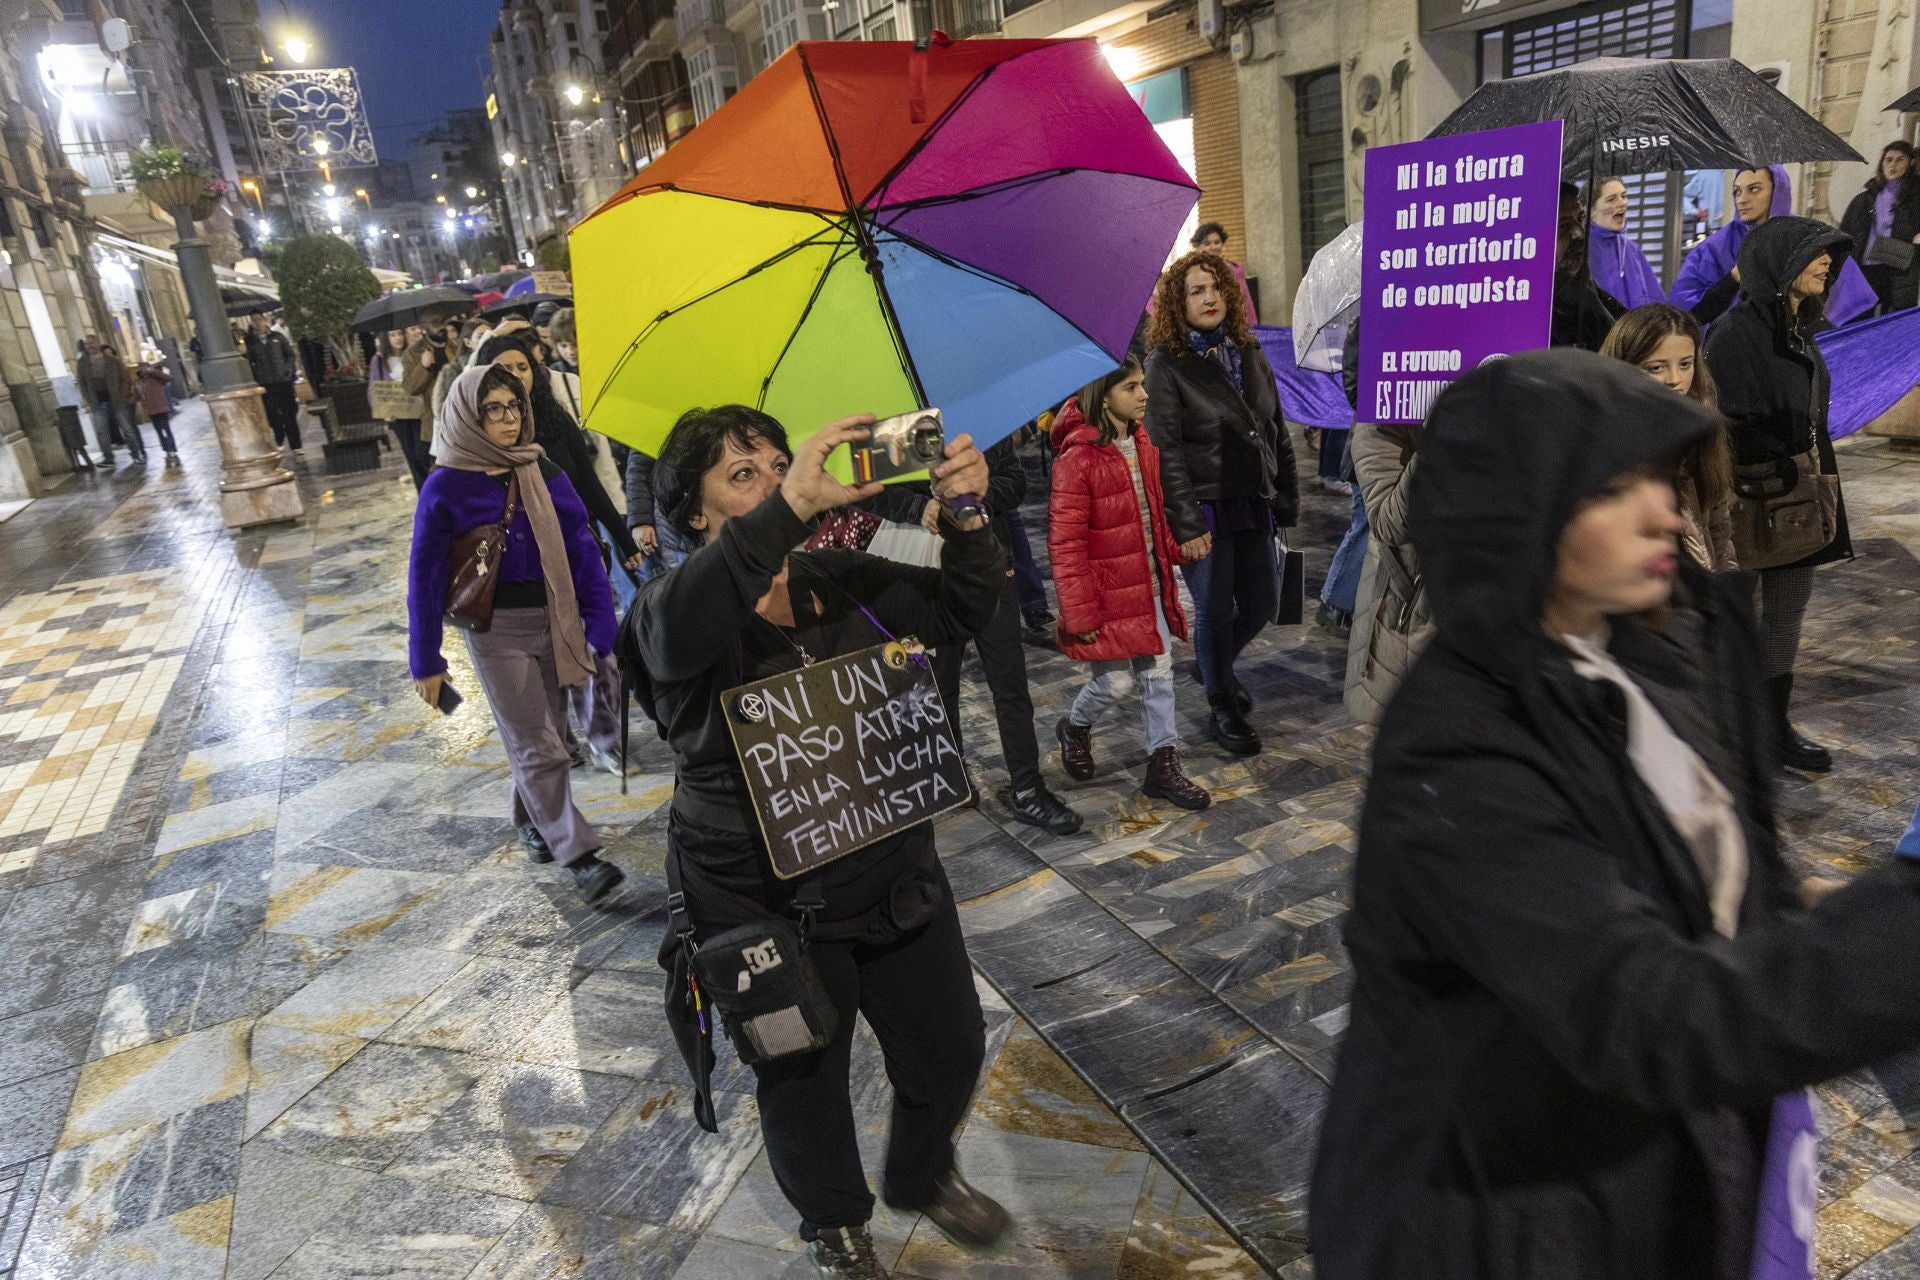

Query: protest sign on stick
<box><xmin>723</xmin><ymin>640</ymin><xmax>970</xmax><ymax>879</ymax></box>
<box><xmin>1359</xmin><ymin>120</ymin><xmax>1563</xmax><ymax>424</ymax></box>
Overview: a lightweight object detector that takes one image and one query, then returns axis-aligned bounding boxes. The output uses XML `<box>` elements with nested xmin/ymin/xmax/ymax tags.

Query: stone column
<box><xmin>167</xmin><ymin>205</ymin><xmax>304</xmax><ymax>529</ymax></box>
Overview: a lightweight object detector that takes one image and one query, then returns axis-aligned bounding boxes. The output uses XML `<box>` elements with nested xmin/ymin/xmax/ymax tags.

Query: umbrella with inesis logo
<box><xmin>570</xmin><ymin>36</ymin><xmax>1199</xmax><ymax>461</ymax></box>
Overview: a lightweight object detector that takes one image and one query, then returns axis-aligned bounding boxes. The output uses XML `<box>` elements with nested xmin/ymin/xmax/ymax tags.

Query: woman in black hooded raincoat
<box><xmin>1311</xmin><ymin>349</ymin><xmax>1920</xmax><ymax>1280</ymax></box>
<box><xmin>1704</xmin><ymin>216</ymin><xmax>1855</xmax><ymax>773</ymax></box>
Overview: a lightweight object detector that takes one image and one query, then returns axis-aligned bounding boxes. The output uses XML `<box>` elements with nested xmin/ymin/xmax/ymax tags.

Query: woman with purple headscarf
<box><xmin>1671</xmin><ymin>165</ymin><xmax>1878</xmax><ymax>327</ymax></box>
<box><xmin>1587</xmin><ymin>177</ymin><xmax>1666</xmax><ymax>308</ymax></box>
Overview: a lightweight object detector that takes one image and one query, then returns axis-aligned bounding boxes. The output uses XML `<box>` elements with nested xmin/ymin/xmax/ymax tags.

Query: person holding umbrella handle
<box><xmin>631</xmin><ymin>408</ymin><xmax>1013</xmax><ymax>1280</ymax></box>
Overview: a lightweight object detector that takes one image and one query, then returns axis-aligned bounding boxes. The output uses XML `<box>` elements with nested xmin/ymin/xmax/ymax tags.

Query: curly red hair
<box><xmin>1144</xmin><ymin>249</ymin><xmax>1254</xmax><ymax>355</ymax></box>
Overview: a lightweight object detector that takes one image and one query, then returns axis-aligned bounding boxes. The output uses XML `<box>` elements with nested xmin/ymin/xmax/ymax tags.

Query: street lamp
<box><xmin>240</xmin><ymin>178</ymin><xmax>264</xmax><ymax>212</ymax></box>
<box><xmin>563</xmin><ymin>83</ymin><xmax>585</xmax><ymax>107</ymax></box>
<box><xmin>284</xmin><ymin>35</ymin><xmax>310</xmax><ymax>62</ymax></box>
<box><xmin>310</xmin><ymin>136</ymin><xmax>330</xmax><ymax>157</ymax></box>
<box><xmin>465</xmin><ymin>185</ymin><xmax>479</xmax><ymax>198</ymax></box>
<box><xmin>322</xmin><ymin>182</ymin><xmax>335</xmax><ymax>196</ymax></box>
<box><xmin>354</xmin><ymin>187</ymin><xmax>370</xmax><ymax>209</ymax></box>
<box><xmin>499</xmin><ymin>150</ymin><xmax>515</xmax><ymax>167</ymax></box>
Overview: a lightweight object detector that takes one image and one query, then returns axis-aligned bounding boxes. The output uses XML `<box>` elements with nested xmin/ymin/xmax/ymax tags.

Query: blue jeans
<box><xmin>1179</xmin><ymin>527</ymin><xmax>1277</xmax><ymax>708</ymax></box>
<box><xmin>1317</xmin><ymin>426</ymin><xmax>1349</xmax><ymax>480</ymax></box>
<box><xmin>1323</xmin><ymin>483</ymin><xmax>1370</xmax><ymax>614</ymax></box>
<box><xmin>1004</xmin><ymin>508</ymin><xmax>1051</xmax><ymax>619</ymax></box>
<box><xmin>89</xmin><ymin>400</ymin><xmax>139</xmax><ymax>458</ymax></box>
<box><xmin>599</xmin><ymin>521</ymin><xmax>639</xmax><ymax>615</ymax></box>
<box><xmin>1068</xmin><ymin>601</ymin><xmax>1178</xmax><ymax>751</ymax></box>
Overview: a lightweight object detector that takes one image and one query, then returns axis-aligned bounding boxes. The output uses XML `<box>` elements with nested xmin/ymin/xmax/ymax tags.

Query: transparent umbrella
<box><xmin>1292</xmin><ymin>222</ymin><xmax>1362</xmax><ymax>372</ymax></box>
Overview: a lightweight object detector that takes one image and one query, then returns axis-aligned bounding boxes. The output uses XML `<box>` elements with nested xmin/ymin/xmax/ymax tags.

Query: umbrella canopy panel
<box><xmin>1430</xmin><ymin>56</ymin><xmax>1863</xmax><ymax>177</ymax></box>
<box><xmin>351</xmin><ymin>286</ymin><xmax>476</xmax><ymax>334</ymax></box>
<box><xmin>573</xmin><ymin>37</ymin><xmax>1197</xmax><ymax>458</ymax></box>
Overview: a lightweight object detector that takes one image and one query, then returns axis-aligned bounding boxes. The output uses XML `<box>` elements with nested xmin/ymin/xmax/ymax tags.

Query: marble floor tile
<box><xmin>384</xmin><ymin>1060</ymin><xmax>636</xmax><ymax>1199</ymax></box>
<box><xmin>380</xmin><ymin>956</ymin><xmax>580</xmax><ymax>1056</ymax></box>
<box><xmin>0</xmin><ymin>867</ymin><xmax>146</xmax><ymax>1019</ymax></box>
<box><xmin>538</xmin><ymin>1083</ymin><xmax>760</xmax><ymax>1233</ymax></box>
<box><xmin>0</xmin><ymin>993</ymin><xmax>99</xmax><ymax>1087</ymax></box>
<box><xmin>253</xmin><ymin>1042</ymin><xmax>489</xmax><ymax>1171</ymax></box>
<box><xmin>152</xmin><ymin>790</ymin><xmax>279</xmax><ymax>857</ymax></box>
<box><xmin>892</xmin><ymin>1128</ymin><xmax>1150</xmax><ymax>1279</ymax></box>
<box><xmin>670</xmin><ymin>1230</ymin><xmax>825</xmax><ymax>1278</ymax></box>
<box><xmin>268</xmin><ymin>1173</ymin><xmax>528</xmax><ymax>1280</ymax></box>
<box><xmin>259</xmin><ymin>942</ymin><xmax>469</xmax><ymax>1040</ymax></box>
<box><xmin>967</xmin><ymin>1023</ymin><xmax>1145</xmax><ymax>1154</ymax></box>
<box><xmin>1117</xmin><ymin>1164</ymin><xmax>1262</xmax><ymax>1279</ymax></box>
<box><xmin>262</xmin><ymin>861</ymin><xmax>448</xmax><ymax>940</ymax></box>
<box><xmin>288</xmin><ymin>809</ymin><xmax>514</xmax><ymax>874</ymax></box>
<box><xmin>225</xmin><ymin>1145</ymin><xmax>376</xmax><ymax>1280</ymax></box>
<box><xmin>243</xmin><ymin>1024</ymin><xmax>368</xmax><ymax>1139</ymax></box>
<box><xmin>464</xmin><ymin>1205</ymin><xmax>698</xmax><ymax>1280</ymax></box>
<box><xmin>511</xmin><ymin>968</ymin><xmax>712</xmax><ymax>1084</ymax></box>
<box><xmin>58</xmin><ymin>1018</ymin><xmax>251</xmax><ymax>1149</ymax></box>
<box><xmin>70</xmin><ymin>1192</ymin><xmax>232</xmax><ymax>1280</ymax></box>
<box><xmin>16</xmin><ymin>1095</ymin><xmax>243</xmax><ymax>1274</ymax></box>
<box><xmin>0</xmin><ymin>1067</ymin><xmax>79</xmax><ymax>1167</ymax></box>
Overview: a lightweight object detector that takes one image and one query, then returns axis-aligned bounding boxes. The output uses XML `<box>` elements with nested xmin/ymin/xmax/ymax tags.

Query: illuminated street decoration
<box><xmin>238</xmin><ymin>68</ymin><xmax>377</xmax><ymax>171</ymax></box>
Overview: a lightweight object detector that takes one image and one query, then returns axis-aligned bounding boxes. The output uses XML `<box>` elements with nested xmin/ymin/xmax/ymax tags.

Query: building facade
<box><xmin>485</xmin><ymin>0</ymin><xmax>630</xmax><ymax>258</ymax></box>
<box><xmin>0</xmin><ymin>0</ymin><xmax>269</xmax><ymax>500</ymax></box>
<box><xmin>1000</xmin><ymin>0</ymin><xmax>1919</xmax><ymax>323</ymax></box>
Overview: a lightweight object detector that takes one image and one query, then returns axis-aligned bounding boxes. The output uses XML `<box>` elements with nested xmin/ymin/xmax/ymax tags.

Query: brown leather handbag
<box><xmin>1729</xmin><ymin>446</ymin><xmax>1838</xmax><ymax>570</ymax></box>
<box><xmin>444</xmin><ymin>473</ymin><xmax>520</xmax><ymax>632</ymax></box>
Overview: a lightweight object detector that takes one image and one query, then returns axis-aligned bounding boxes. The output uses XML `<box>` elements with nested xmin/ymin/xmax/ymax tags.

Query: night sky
<box><xmin>271</xmin><ymin>0</ymin><xmax>500</xmax><ymax>159</ymax></box>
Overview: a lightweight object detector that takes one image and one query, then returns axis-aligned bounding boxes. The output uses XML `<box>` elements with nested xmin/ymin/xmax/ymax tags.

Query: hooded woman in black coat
<box><xmin>1311</xmin><ymin>349</ymin><xmax>1920</xmax><ymax>1280</ymax></box>
<box><xmin>1703</xmin><ymin>216</ymin><xmax>1854</xmax><ymax>773</ymax></box>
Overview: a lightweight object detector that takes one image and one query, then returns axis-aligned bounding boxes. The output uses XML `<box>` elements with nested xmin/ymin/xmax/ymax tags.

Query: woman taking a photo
<box><xmin>1144</xmin><ymin>249</ymin><xmax>1299</xmax><ymax>756</ymax></box>
<box><xmin>632</xmin><ymin>407</ymin><xmax>1013</xmax><ymax>1280</ymax></box>
<box><xmin>1599</xmin><ymin>302</ymin><xmax>1737</xmax><ymax>572</ymax></box>
<box><xmin>1312</xmin><ymin>349</ymin><xmax>1920</xmax><ymax>1280</ymax></box>
<box><xmin>406</xmin><ymin>365</ymin><xmax>623</xmax><ymax>903</ymax></box>
<box><xmin>1705</xmin><ymin>217</ymin><xmax>1855</xmax><ymax>772</ymax></box>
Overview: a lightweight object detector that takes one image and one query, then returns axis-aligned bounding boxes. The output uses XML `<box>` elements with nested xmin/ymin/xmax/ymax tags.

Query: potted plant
<box><xmin>130</xmin><ymin>145</ymin><xmax>213</xmax><ymax>216</ymax></box>
<box><xmin>192</xmin><ymin>177</ymin><xmax>229</xmax><ymax>222</ymax></box>
<box><xmin>276</xmin><ymin>234</ymin><xmax>381</xmax><ymax>425</ymax></box>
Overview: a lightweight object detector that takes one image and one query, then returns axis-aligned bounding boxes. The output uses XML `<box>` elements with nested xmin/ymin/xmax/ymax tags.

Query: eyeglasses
<box><xmin>481</xmin><ymin>402</ymin><xmax>523</xmax><ymax>423</ymax></box>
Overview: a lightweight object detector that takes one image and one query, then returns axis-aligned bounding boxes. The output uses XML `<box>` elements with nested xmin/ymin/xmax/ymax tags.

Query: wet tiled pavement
<box><xmin>1</xmin><ymin>396</ymin><xmax>1917</xmax><ymax>1278</ymax></box>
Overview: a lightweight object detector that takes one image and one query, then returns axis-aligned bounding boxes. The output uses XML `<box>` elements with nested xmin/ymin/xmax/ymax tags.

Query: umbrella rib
<box><xmin>623</xmin><ymin>182</ymin><xmax>855</xmax><ymax>218</ymax></box>
<box><xmin>798</xmin><ymin>48</ymin><xmax>930</xmax><ymax>406</ymax></box>
<box><xmin>578</xmin><ymin>220</ymin><xmax>845</xmax><ymax>425</ymax></box>
<box><xmin>757</xmin><ymin>231</ymin><xmax>868</xmax><ymax>412</ymax></box>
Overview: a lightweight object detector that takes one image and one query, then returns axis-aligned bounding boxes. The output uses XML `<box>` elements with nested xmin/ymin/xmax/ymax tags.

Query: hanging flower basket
<box><xmin>137</xmin><ymin>174</ymin><xmax>206</xmax><ymax>214</ymax></box>
<box><xmin>189</xmin><ymin>194</ymin><xmax>219</xmax><ymax>222</ymax></box>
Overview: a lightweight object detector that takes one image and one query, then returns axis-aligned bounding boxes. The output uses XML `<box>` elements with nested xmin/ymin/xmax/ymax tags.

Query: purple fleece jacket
<box><xmin>407</xmin><ymin>465</ymin><xmax>617</xmax><ymax>678</ymax></box>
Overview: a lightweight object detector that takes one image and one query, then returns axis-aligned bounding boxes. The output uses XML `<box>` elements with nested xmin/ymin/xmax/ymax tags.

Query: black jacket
<box><xmin>1703</xmin><ymin>216</ymin><xmax>1854</xmax><ymax>570</ymax></box>
<box><xmin>628</xmin><ymin>490</ymin><xmax>1005</xmax><ymax>921</ymax></box>
<box><xmin>244</xmin><ymin>328</ymin><xmax>296</xmax><ymax>386</ymax></box>
<box><xmin>530</xmin><ymin>395</ymin><xmax>637</xmax><ymax>561</ymax></box>
<box><xmin>1551</xmin><ymin>276</ymin><xmax>1623</xmax><ymax>352</ymax></box>
<box><xmin>1144</xmin><ymin>340</ymin><xmax>1300</xmax><ymax>544</ymax></box>
<box><xmin>1311</xmin><ymin>348</ymin><xmax>1920</xmax><ymax>1280</ymax></box>
<box><xmin>1840</xmin><ymin>180</ymin><xmax>1920</xmax><ymax>309</ymax></box>
<box><xmin>622</xmin><ymin>448</ymin><xmax>657</xmax><ymax>529</ymax></box>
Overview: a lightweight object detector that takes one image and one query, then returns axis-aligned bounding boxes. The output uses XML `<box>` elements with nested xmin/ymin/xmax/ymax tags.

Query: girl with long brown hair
<box><xmin>1598</xmin><ymin>303</ymin><xmax>1737</xmax><ymax>572</ymax></box>
<box><xmin>1142</xmin><ymin>249</ymin><xmax>1298</xmax><ymax>756</ymax></box>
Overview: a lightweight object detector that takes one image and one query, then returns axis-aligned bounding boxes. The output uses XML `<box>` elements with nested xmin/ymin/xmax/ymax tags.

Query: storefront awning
<box><xmin>92</xmin><ymin>232</ymin><xmax>280</xmax><ymax>301</ymax></box>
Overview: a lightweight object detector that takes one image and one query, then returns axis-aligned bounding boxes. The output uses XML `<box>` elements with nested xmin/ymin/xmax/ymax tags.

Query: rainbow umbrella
<box><xmin>571</xmin><ymin>37</ymin><xmax>1197</xmax><ymax>459</ymax></box>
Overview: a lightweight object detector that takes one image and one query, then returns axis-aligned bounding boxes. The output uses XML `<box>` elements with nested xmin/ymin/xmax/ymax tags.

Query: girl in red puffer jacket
<box><xmin>1048</xmin><ymin>359</ymin><xmax>1209</xmax><ymax>810</ymax></box>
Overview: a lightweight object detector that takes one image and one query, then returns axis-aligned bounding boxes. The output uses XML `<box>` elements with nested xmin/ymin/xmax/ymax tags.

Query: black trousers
<box><xmin>752</xmin><ymin>888</ymin><xmax>986</xmax><ymax>1236</ymax></box>
<box><xmin>262</xmin><ymin>381</ymin><xmax>302</xmax><ymax>449</ymax></box>
<box><xmin>932</xmin><ymin>572</ymin><xmax>1042</xmax><ymax>794</ymax></box>
<box><xmin>387</xmin><ymin>418</ymin><xmax>432</xmax><ymax>490</ymax></box>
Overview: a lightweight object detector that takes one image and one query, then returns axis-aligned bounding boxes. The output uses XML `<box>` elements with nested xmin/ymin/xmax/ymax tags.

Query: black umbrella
<box><xmin>1430</xmin><ymin>56</ymin><xmax>1864</xmax><ymax>178</ymax></box>
<box><xmin>480</xmin><ymin>291</ymin><xmax>570</xmax><ymax>319</ymax></box>
<box><xmin>350</xmin><ymin>286</ymin><xmax>476</xmax><ymax>334</ymax></box>
<box><xmin>223</xmin><ymin>294</ymin><xmax>279</xmax><ymax>318</ymax></box>
<box><xmin>1889</xmin><ymin>87</ymin><xmax>1920</xmax><ymax>114</ymax></box>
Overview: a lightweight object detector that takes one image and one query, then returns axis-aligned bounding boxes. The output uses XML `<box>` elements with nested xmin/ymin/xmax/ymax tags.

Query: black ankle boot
<box><xmin>1767</xmin><ymin>674</ymin><xmax>1831</xmax><ymax>773</ymax></box>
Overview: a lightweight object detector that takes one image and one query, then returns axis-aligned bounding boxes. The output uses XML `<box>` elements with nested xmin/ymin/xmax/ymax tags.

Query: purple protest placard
<box><xmin>1358</xmin><ymin>120</ymin><xmax>1563</xmax><ymax>424</ymax></box>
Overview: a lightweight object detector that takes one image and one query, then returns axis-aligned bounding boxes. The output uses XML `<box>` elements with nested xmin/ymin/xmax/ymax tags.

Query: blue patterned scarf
<box><xmin>1187</xmin><ymin>325</ymin><xmax>1243</xmax><ymax>395</ymax></box>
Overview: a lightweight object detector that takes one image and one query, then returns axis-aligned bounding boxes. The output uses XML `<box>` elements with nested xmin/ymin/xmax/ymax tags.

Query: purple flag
<box><xmin>1358</xmin><ymin>121</ymin><xmax>1563</xmax><ymax>424</ymax></box>
<box><xmin>1817</xmin><ymin>305</ymin><xmax>1920</xmax><ymax>440</ymax></box>
<box><xmin>1749</xmin><ymin>1089</ymin><xmax>1818</xmax><ymax>1280</ymax></box>
<box><xmin>1255</xmin><ymin>326</ymin><xmax>1353</xmax><ymax>430</ymax></box>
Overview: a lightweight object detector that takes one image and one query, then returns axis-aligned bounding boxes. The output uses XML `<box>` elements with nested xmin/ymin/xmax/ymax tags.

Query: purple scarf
<box><xmin>1587</xmin><ymin>221</ymin><xmax>1666</xmax><ymax>307</ymax></box>
<box><xmin>1749</xmin><ymin>1090</ymin><xmax>1818</xmax><ymax>1280</ymax></box>
<box><xmin>1672</xmin><ymin>165</ymin><xmax>1878</xmax><ymax>325</ymax></box>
